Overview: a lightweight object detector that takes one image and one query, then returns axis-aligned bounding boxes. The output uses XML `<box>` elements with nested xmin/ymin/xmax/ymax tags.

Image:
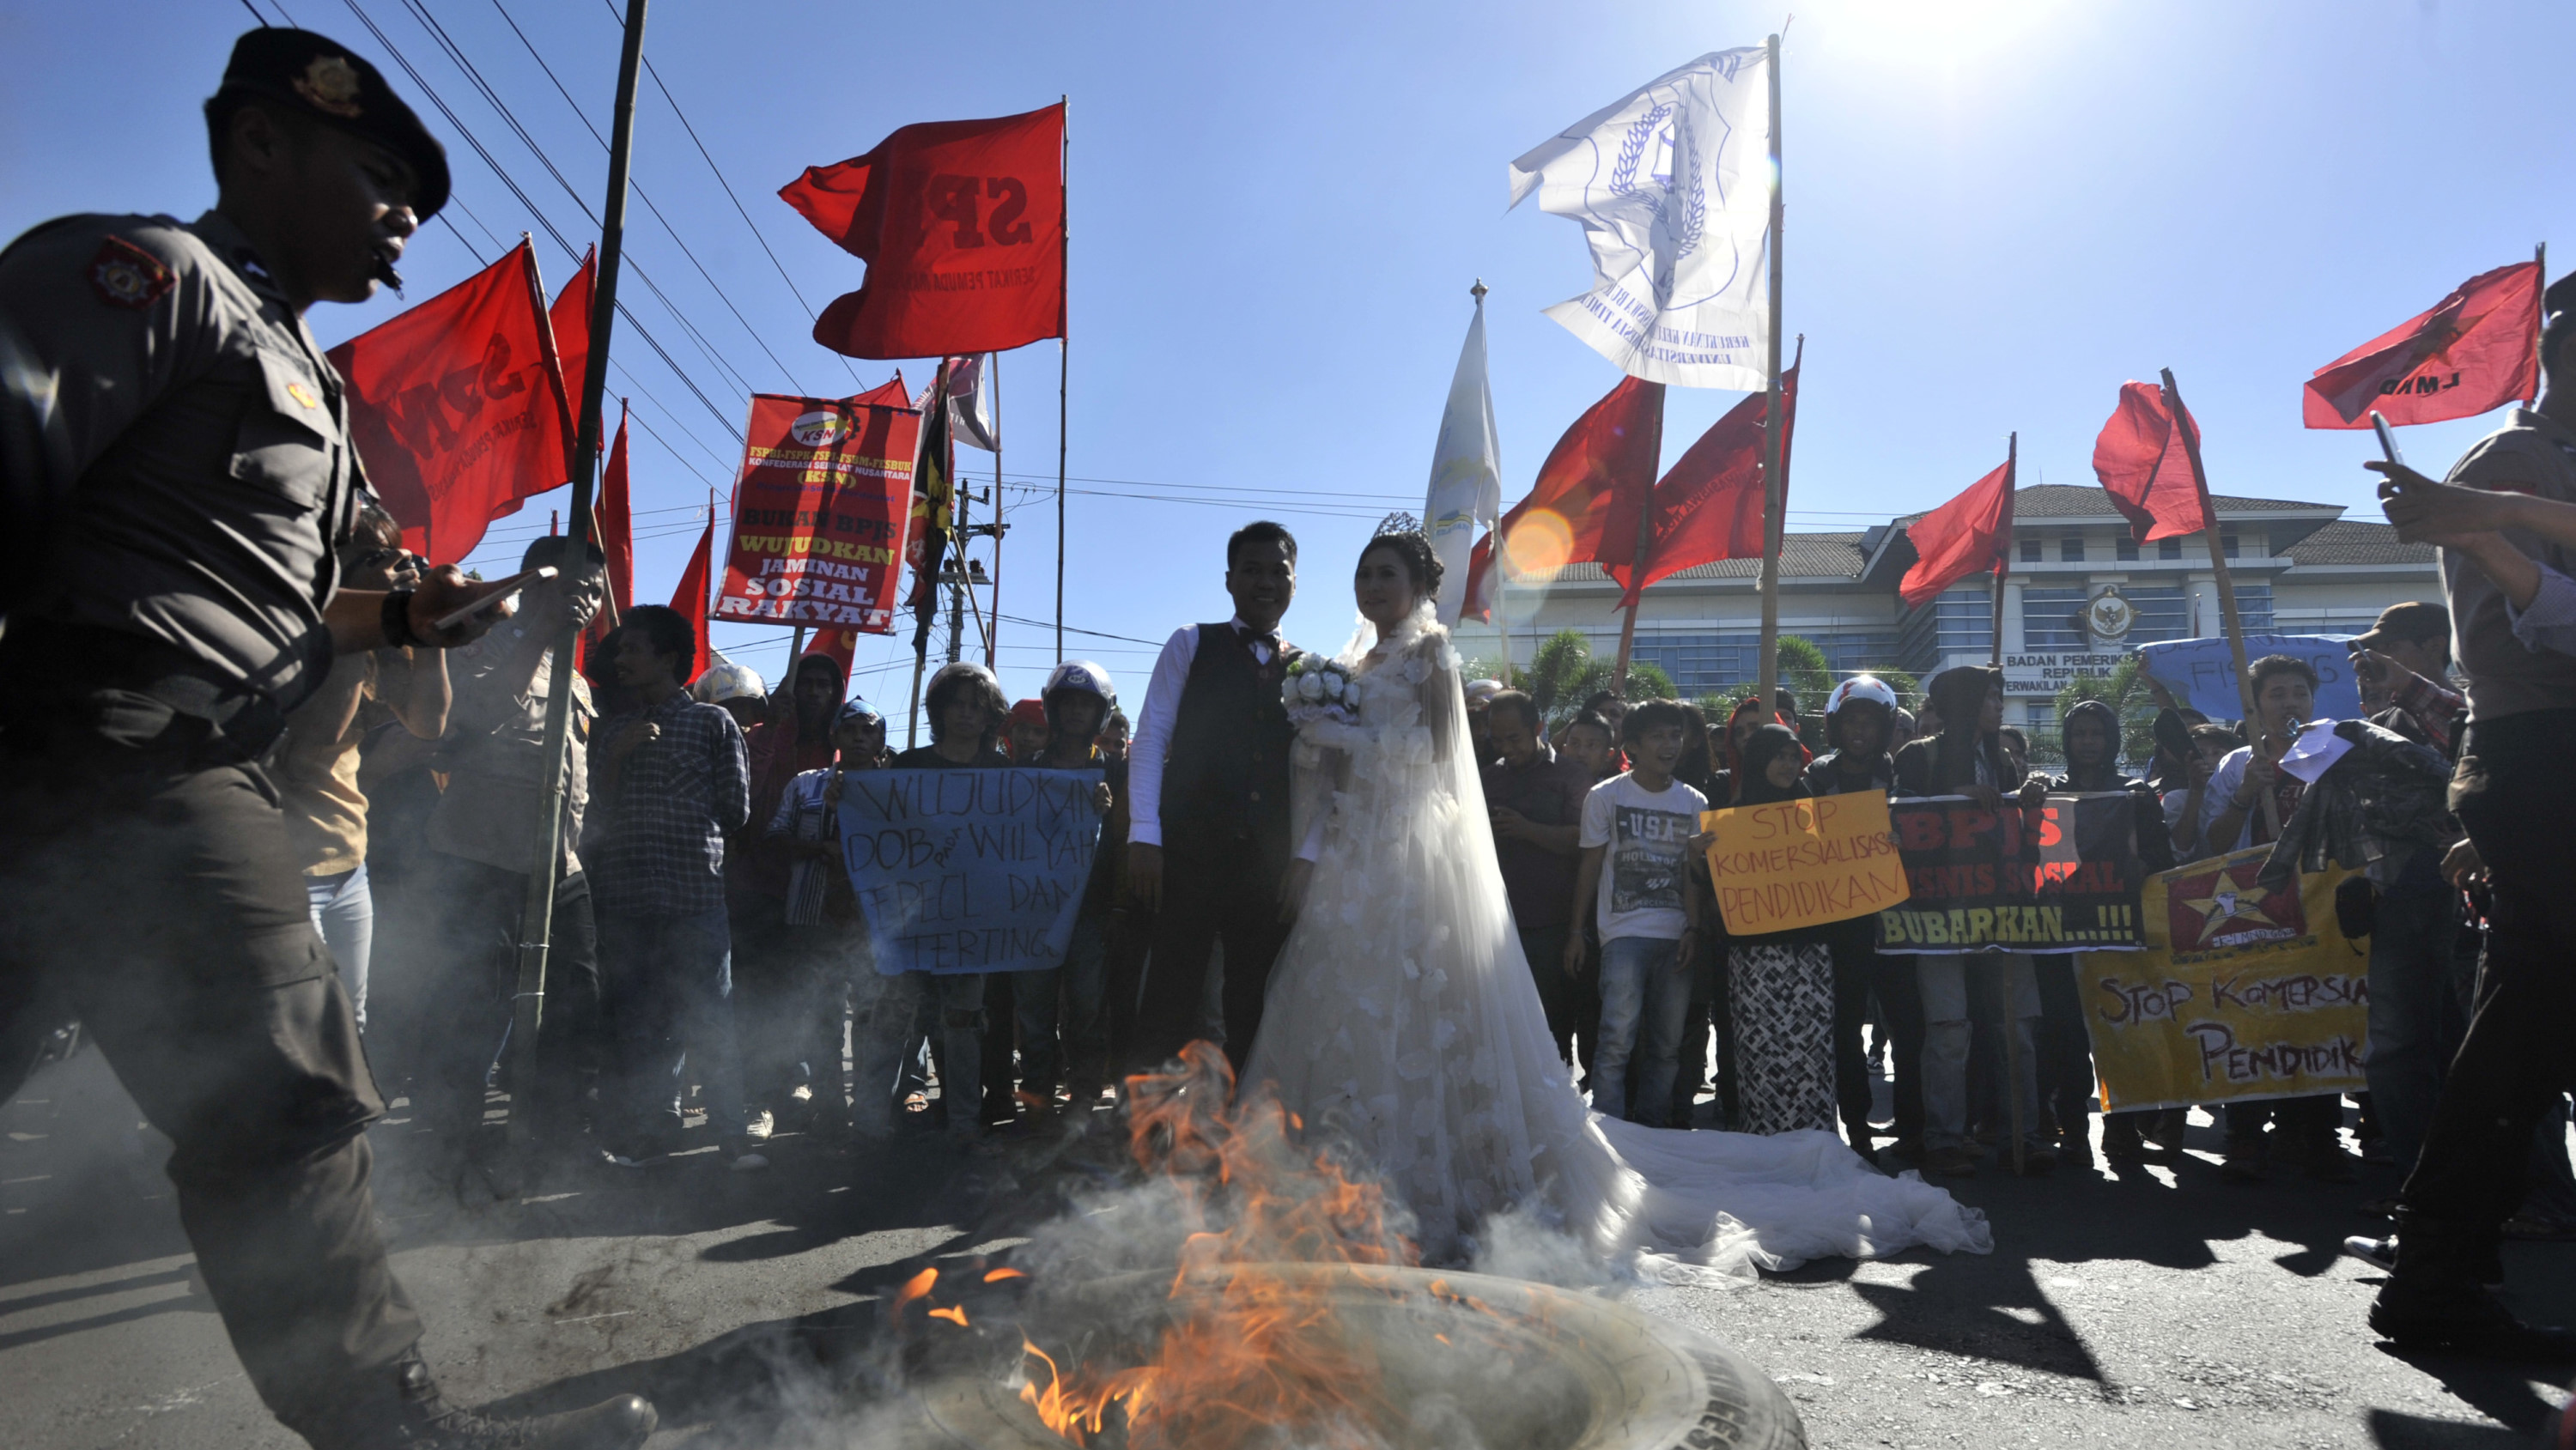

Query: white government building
<box><xmin>1469</xmin><ymin>484</ymin><xmax>2439</xmax><ymax>746</ymax></box>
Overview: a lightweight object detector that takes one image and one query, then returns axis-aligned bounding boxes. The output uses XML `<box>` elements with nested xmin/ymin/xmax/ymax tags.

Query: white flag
<box><xmin>1510</xmin><ymin>48</ymin><xmax>1772</xmax><ymax>391</ymax></box>
<box><xmin>945</xmin><ymin>353</ymin><xmax>999</xmax><ymax>452</ymax></box>
<box><xmin>1425</xmin><ymin>296</ymin><xmax>1502</xmax><ymax>626</ymax></box>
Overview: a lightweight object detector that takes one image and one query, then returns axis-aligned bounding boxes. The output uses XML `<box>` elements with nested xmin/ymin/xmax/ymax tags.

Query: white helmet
<box><xmin>1826</xmin><ymin>675</ymin><xmax>1899</xmax><ymax>717</ymax></box>
<box><xmin>1043</xmin><ymin>659</ymin><xmax>1117</xmax><ymax>711</ymax></box>
<box><xmin>690</xmin><ymin>652</ymin><xmax>766</xmax><ymax>706</ymax></box>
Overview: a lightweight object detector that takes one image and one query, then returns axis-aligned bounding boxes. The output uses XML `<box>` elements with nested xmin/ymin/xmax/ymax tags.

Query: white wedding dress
<box><xmin>1243</xmin><ymin>603</ymin><xmax>1993</xmax><ymax>1279</ymax></box>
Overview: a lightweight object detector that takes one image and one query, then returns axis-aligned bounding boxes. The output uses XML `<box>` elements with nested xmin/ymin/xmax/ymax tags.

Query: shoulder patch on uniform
<box><xmin>88</xmin><ymin>235</ymin><xmax>173</xmax><ymax>311</ymax></box>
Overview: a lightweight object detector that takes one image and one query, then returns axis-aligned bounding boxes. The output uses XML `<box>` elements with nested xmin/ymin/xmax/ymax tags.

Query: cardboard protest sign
<box><xmin>2136</xmin><ymin>634</ymin><xmax>2359</xmax><ymax>723</ymax></box>
<box><xmin>1702</xmin><ymin>792</ymin><xmax>1909</xmax><ymax>934</ymax></box>
<box><xmin>1874</xmin><ymin>793</ymin><xmax>2148</xmax><ymax>954</ymax></box>
<box><xmin>2078</xmin><ymin>846</ymin><xmax>2369</xmax><ymax>1112</ymax></box>
<box><xmin>839</xmin><ymin>767</ymin><xmax>1103</xmax><ymax>974</ymax></box>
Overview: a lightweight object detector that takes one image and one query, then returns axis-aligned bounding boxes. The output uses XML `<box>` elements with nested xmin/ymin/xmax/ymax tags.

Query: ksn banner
<box><xmin>717</xmin><ymin>393</ymin><xmax>920</xmax><ymax>634</ymax></box>
<box><xmin>1874</xmin><ymin>792</ymin><xmax>2149</xmax><ymax>955</ymax></box>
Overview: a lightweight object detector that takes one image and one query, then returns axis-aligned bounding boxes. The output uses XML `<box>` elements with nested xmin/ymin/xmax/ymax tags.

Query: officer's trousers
<box><xmin>0</xmin><ymin>692</ymin><xmax>421</xmax><ymax>1432</ymax></box>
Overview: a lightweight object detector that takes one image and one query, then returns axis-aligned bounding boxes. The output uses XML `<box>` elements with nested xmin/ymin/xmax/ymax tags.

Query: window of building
<box><xmin>2158</xmin><ymin>537</ymin><xmax>2183</xmax><ymax>561</ymax></box>
<box><xmin>2019</xmin><ymin>537</ymin><xmax>2041</xmax><ymax>563</ymax></box>
<box><xmin>2123</xmin><ymin>585</ymin><xmax>2190</xmax><ymax>644</ymax></box>
<box><xmin>2233</xmin><ymin>583</ymin><xmax>2274</xmax><ymax>632</ymax></box>
<box><xmin>1631</xmin><ymin>631</ymin><xmax>1901</xmax><ymax>697</ymax></box>
<box><xmin>2020</xmin><ymin>586</ymin><xmax>2091</xmax><ymax>649</ymax></box>
<box><xmin>2060</xmin><ymin>535</ymin><xmax>2086</xmax><ymax>562</ymax></box>
<box><xmin>1933</xmin><ymin>588</ymin><xmax>1993</xmax><ymax>655</ymax></box>
<box><xmin>2221</xmin><ymin>531</ymin><xmax>2239</xmax><ymax>558</ymax></box>
<box><xmin>2116</xmin><ymin>536</ymin><xmax>2139</xmax><ymax>561</ymax></box>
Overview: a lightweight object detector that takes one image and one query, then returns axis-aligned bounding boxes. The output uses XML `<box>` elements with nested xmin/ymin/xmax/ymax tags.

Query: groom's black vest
<box><xmin>1161</xmin><ymin>621</ymin><xmax>1297</xmax><ymax>877</ymax></box>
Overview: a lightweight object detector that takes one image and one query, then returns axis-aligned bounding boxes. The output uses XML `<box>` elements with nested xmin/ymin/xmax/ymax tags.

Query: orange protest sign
<box><xmin>1702</xmin><ymin>792</ymin><xmax>1910</xmax><ymax>935</ymax></box>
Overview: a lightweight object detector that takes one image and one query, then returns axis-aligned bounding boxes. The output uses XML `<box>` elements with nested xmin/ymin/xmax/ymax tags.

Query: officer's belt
<box><xmin>0</xmin><ymin>618</ymin><xmax>289</xmax><ymax>758</ymax></box>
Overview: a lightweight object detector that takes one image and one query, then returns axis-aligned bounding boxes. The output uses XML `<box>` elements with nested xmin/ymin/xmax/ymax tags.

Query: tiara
<box><xmin>1371</xmin><ymin>510</ymin><xmax>1425</xmax><ymax>539</ymax></box>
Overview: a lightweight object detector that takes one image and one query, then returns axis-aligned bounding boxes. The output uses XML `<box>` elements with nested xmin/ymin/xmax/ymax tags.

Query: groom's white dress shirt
<box><xmin>1127</xmin><ymin>616</ymin><xmax>1277</xmax><ymax>852</ymax></box>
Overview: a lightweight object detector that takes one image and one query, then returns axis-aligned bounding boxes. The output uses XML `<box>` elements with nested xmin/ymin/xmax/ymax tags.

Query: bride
<box><xmin>1242</xmin><ymin>522</ymin><xmax>1992</xmax><ymax>1278</ymax></box>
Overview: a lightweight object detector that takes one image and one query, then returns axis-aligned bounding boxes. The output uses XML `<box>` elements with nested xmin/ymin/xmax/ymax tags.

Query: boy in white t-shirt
<box><xmin>1564</xmin><ymin>700</ymin><xmax>1709</xmax><ymax>1126</ymax></box>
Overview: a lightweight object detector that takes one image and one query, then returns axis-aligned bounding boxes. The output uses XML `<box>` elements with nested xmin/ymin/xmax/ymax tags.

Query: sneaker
<box><xmin>2102</xmin><ymin>1117</ymin><xmax>2147</xmax><ymax>1164</ymax></box>
<box><xmin>2371</xmin><ymin>1278</ymin><xmax>2576</xmax><ymax>1360</ymax></box>
<box><xmin>2343</xmin><ymin>1235</ymin><xmax>2398</xmax><ymax>1272</ymax></box>
<box><xmin>310</xmin><ymin>1358</ymin><xmax>657</xmax><ymax>1450</ymax></box>
<box><xmin>1876</xmin><ymin>1137</ymin><xmax>1925</xmax><ymax>1169</ymax></box>
<box><xmin>2015</xmin><ymin>1145</ymin><xmax>2059</xmax><ymax>1176</ymax></box>
<box><xmin>2221</xmin><ymin>1137</ymin><xmax>2267</xmax><ymax>1184</ymax></box>
<box><xmin>1923</xmin><ymin>1145</ymin><xmax>1981</xmax><ymax>1178</ymax></box>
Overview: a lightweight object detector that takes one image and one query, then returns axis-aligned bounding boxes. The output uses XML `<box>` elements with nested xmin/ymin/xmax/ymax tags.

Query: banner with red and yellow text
<box><xmin>2078</xmin><ymin>846</ymin><xmax>2369</xmax><ymax>1112</ymax></box>
<box><xmin>716</xmin><ymin>393</ymin><xmax>920</xmax><ymax>634</ymax></box>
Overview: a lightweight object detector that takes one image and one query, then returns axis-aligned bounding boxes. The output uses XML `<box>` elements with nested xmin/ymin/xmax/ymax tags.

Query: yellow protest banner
<box><xmin>1702</xmin><ymin>792</ymin><xmax>1911</xmax><ymax>935</ymax></box>
<box><xmin>2077</xmin><ymin>845</ymin><xmax>2370</xmax><ymax>1112</ymax></box>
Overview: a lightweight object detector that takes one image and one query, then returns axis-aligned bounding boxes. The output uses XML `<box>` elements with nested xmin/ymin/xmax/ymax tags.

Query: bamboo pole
<box><xmin>988</xmin><ymin>352</ymin><xmax>1004</xmax><ymax>670</ymax></box>
<box><xmin>1608</xmin><ymin>385</ymin><xmax>1665</xmax><ymax>693</ymax></box>
<box><xmin>506</xmin><ymin>0</ymin><xmax>649</xmax><ymax>1161</ymax></box>
<box><xmin>1055</xmin><ymin>94</ymin><xmax>1070</xmax><ymax>665</ymax></box>
<box><xmin>2160</xmin><ymin>367</ymin><xmax>2275</xmax><ymax>839</ymax></box>
<box><xmin>1990</xmin><ymin>432</ymin><xmax>2015</xmax><ymax>669</ymax></box>
<box><xmin>2535</xmin><ymin>242</ymin><xmax>2549</xmax><ymax>408</ymax></box>
<box><xmin>1755</xmin><ymin>30</ymin><xmax>1787</xmax><ymax>713</ymax></box>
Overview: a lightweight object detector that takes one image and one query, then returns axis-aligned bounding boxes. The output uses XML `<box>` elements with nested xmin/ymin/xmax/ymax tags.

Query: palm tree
<box><xmin>2048</xmin><ymin>657</ymin><xmax>2159</xmax><ymax>767</ymax></box>
<box><xmin>1469</xmin><ymin>629</ymin><xmax>1676</xmax><ymax>727</ymax></box>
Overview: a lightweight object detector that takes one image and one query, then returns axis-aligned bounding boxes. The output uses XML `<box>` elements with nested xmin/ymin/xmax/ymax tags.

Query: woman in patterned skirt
<box><xmin>1722</xmin><ymin>725</ymin><xmax>1842</xmax><ymax>1136</ymax></box>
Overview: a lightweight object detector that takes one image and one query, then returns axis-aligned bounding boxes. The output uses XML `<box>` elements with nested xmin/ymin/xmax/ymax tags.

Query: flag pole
<box><xmin>2536</xmin><ymin>241</ymin><xmax>2549</xmax><ymax>408</ymax></box>
<box><xmin>1055</xmin><ymin>94</ymin><xmax>1070</xmax><ymax>666</ymax></box>
<box><xmin>988</xmin><ymin>352</ymin><xmax>1004</xmax><ymax>670</ymax></box>
<box><xmin>1608</xmin><ymin>386</ymin><xmax>1665</xmax><ymax>694</ymax></box>
<box><xmin>1473</xmin><ymin>278</ymin><xmax>1511</xmax><ymax>685</ymax></box>
<box><xmin>507</xmin><ymin>0</ymin><xmax>648</xmax><ymax>1163</ymax></box>
<box><xmin>1990</xmin><ymin>432</ymin><xmax>2014</xmax><ymax>669</ymax></box>
<box><xmin>1755</xmin><ymin>29</ymin><xmax>1787</xmax><ymax>714</ymax></box>
<box><xmin>2160</xmin><ymin>367</ymin><xmax>2274</xmax><ymax>838</ymax></box>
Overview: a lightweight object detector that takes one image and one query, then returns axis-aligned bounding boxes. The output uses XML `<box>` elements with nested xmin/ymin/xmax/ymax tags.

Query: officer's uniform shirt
<box><xmin>0</xmin><ymin>210</ymin><xmax>360</xmax><ymax>713</ymax></box>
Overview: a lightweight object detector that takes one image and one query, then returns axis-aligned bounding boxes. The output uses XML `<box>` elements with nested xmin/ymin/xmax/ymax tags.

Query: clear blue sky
<box><xmin>7</xmin><ymin>1</ymin><xmax>2570</xmax><ymax>729</ymax></box>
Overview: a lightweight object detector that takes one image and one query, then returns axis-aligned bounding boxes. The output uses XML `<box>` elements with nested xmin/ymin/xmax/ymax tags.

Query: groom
<box><xmin>1123</xmin><ymin>521</ymin><xmax>1303</xmax><ymax>1076</ymax></box>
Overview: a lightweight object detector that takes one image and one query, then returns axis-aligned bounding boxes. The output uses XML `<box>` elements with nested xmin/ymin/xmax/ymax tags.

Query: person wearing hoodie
<box><xmin>729</xmin><ymin>652</ymin><xmax>847</xmax><ymax>1133</ymax></box>
<box><xmin>1893</xmin><ymin>666</ymin><xmax>2052</xmax><ymax>1176</ymax></box>
<box><xmin>1720</xmin><ymin>725</ymin><xmax>1844</xmax><ymax>1135</ymax></box>
<box><xmin>2045</xmin><ymin>698</ymin><xmax>2177</xmax><ymax>1165</ymax></box>
<box><xmin>1807</xmin><ymin>676</ymin><xmax>1906</xmax><ymax>1154</ymax></box>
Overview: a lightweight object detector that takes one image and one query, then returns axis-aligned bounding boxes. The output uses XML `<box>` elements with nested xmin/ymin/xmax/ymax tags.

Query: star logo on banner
<box><xmin>2397</xmin><ymin>302</ymin><xmax>2494</xmax><ymax>374</ymax></box>
<box><xmin>2179</xmin><ymin>865</ymin><xmax>2276</xmax><ymax>937</ymax></box>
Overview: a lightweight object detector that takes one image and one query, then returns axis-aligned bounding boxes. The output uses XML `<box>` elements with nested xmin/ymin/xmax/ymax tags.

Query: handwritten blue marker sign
<box><xmin>2135</xmin><ymin>634</ymin><xmax>2360</xmax><ymax>723</ymax></box>
<box><xmin>838</xmin><ymin>768</ymin><xmax>1103</xmax><ymax>975</ymax></box>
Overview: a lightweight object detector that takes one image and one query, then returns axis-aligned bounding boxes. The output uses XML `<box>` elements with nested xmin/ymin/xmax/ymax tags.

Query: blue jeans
<box><xmin>2366</xmin><ymin>886</ymin><xmax>2467</xmax><ymax>1176</ymax></box>
<box><xmin>1593</xmin><ymin>935</ymin><xmax>1692</xmax><ymax>1127</ymax></box>
<box><xmin>849</xmin><ymin>969</ymin><xmax>987</xmax><ymax>1140</ymax></box>
<box><xmin>598</xmin><ymin>905</ymin><xmax>748</xmax><ymax>1142</ymax></box>
<box><xmin>304</xmin><ymin>863</ymin><xmax>373</xmax><ymax>1029</ymax></box>
<box><xmin>1013</xmin><ymin>913</ymin><xmax>1111</xmax><ymax>1101</ymax></box>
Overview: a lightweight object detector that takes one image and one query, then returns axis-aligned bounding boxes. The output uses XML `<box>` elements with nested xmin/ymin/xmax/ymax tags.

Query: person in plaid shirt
<box><xmin>592</xmin><ymin>605</ymin><xmax>755</xmax><ymax>1168</ymax></box>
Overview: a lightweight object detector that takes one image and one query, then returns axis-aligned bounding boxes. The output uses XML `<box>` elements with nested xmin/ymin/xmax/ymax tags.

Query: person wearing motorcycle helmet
<box><xmin>897</xmin><ymin>662</ymin><xmax>1009</xmax><ymax>768</ymax></box>
<box><xmin>691</xmin><ymin>653</ymin><xmax>769</xmax><ymax>732</ymax></box>
<box><xmin>1013</xmin><ymin>661</ymin><xmax>1127</xmax><ymax>1110</ymax></box>
<box><xmin>1808</xmin><ymin>676</ymin><xmax>1900</xmax><ymax>798</ymax></box>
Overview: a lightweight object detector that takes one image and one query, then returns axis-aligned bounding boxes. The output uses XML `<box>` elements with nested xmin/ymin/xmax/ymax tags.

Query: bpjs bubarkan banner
<box><xmin>717</xmin><ymin>393</ymin><xmax>920</xmax><ymax>634</ymax></box>
<box><xmin>1874</xmin><ymin>792</ymin><xmax>2148</xmax><ymax>955</ymax></box>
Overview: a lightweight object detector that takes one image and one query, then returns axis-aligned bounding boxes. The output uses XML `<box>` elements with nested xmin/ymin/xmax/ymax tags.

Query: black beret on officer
<box><xmin>206</xmin><ymin>27</ymin><xmax>451</xmax><ymax>219</ymax></box>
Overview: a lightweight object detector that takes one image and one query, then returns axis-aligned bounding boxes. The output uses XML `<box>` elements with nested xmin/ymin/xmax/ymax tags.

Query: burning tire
<box><xmin>901</xmin><ymin>1263</ymin><xmax>1804</xmax><ymax>1449</ymax></box>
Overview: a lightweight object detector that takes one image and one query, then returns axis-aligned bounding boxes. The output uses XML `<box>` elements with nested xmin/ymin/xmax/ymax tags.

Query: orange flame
<box><xmin>927</xmin><ymin>1305</ymin><xmax>969</xmax><ymax>1327</ymax></box>
<box><xmin>983</xmin><ymin>1267</ymin><xmax>1029</xmax><ymax>1283</ymax></box>
<box><xmin>1016</xmin><ymin>1040</ymin><xmax>1419</xmax><ymax>1448</ymax></box>
<box><xmin>890</xmin><ymin>1267</ymin><xmax>938</xmax><ymax>1320</ymax></box>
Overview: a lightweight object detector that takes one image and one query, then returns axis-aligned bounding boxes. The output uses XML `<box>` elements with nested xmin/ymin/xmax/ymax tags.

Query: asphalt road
<box><xmin>4</xmin><ymin>1044</ymin><xmax>2571</xmax><ymax>1450</ymax></box>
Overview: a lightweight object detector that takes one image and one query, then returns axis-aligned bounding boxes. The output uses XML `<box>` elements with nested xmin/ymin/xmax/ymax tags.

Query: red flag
<box><xmin>549</xmin><ymin>247</ymin><xmax>596</xmax><ymax>416</ymax></box>
<box><xmin>2092</xmin><ymin>381</ymin><xmax>2208</xmax><ymax>543</ymax></box>
<box><xmin>802</xmin><ymin>628</ymin><xmax>859</xmax><ymax>686</ymax></box>
<box><xmin>781</xmin><ymin>104</ymin><xmax>1066</xmax><ymax>360</ymax></box>
<box><xmin>1608</xmin><ymin>362</ymin><xmax>1802</xmax><ymax>608</ymax></box>
<box><xmin>597</xmin><ymin>404</ymin><xmax>634</xmax><ymax>611</ymax></box>
<box><xmin>330</xmin><ymin>241</ymin><xmax>574</xmax><ymax>562</ymax></box>
<box><xmin>671</xmin><ymin>519</ymin><xmax>713</xmax><ymax>686</ymax></box>
<box><xmin>716</xmin><ymin>394</ymin><xmax>921</xmax><ymax>634</ymax></box>
<box><xmin>848</xmin><ymin>372</ymin><xmax>910</xmax><ymax>409</ymax></box>
<box><xmin>2303</xmin><ymin>260</ymin><xmax>2541</xmax><ymax>428</ymax></box>
<box><xmin>1461</xmin><ymin>375</ymin><xmax>1663</xmax><ymax>620</ymax></box>
<box><xmin>1899</xmin><ymin>457</ymin><xmax>2014</xmax><ymax>608</ymax></box>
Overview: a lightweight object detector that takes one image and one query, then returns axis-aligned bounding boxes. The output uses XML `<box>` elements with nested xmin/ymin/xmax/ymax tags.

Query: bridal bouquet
<box><xmin>1281</xmin><ymin>656</ymin><xmax>1357</xmax><ymax>727</ymax></box>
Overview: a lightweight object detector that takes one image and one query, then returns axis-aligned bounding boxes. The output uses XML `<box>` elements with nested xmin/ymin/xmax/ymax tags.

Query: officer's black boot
<box><xmin>294</xmin><ymin>1356</ymin><xmax>657</xmax><ymax>1450</ymax></box>
<box><xmin>2369</xmin><ymin>1213</ymin><xmax>2576</xmax><ymax>1361</ymax></box>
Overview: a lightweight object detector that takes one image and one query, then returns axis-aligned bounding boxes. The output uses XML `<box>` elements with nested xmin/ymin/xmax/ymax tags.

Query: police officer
<box><xmin>0</xmin><ymin>29</ymin><xmax>653</xmax><ymax>1450</ymax></box>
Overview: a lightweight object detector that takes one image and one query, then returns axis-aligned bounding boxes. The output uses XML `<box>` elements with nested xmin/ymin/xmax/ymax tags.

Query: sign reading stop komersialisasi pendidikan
<box><xmin>837</xmin><ymin>768</ymin><xmax>1103</xmax><ymax>974</ymax></box>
